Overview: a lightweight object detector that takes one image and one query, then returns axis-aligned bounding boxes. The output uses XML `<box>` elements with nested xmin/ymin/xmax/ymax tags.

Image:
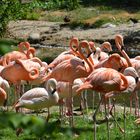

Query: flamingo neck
<box><xmin>119</xmin><ymin>73</ymin><xmax>128</xmax><ymax>91</ymax></box>
<box><xmin>69</xmin><ymin>38</ymin><xmax>82</xmax><ymax>58</ymax></box>
<box><xmin>46</xmin><ymin>79</ymin><xmax>57</xmax><ymax>95</ymax></box>
<box><xmin>116</xmin><ymin>41</ymin><xmax>132</xmax><ymax>67</ymax></box>
<box><xmin>18</xmin><ymin>42</ymin><xmax>30</xmax><ymax>54</ymax></box>
<box><xmin>79</xmin><ymin>44</ymin><xmax>93</xmax><ymax>74</ymax></box>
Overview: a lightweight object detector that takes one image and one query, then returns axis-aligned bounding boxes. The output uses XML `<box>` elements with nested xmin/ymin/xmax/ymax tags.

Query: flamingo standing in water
<box><xmin>14</xmin><ymin>78</ymin><xmax>59</xmax><ymax>121</ymax></box>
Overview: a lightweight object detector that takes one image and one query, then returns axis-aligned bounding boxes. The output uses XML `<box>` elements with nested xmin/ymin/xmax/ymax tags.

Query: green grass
<box><xmin>0</xmin><ymin>109</ymin><xmax>140</xmax><ymax>140</ymax></box>
<box><xmin>0</xmin><ymin>39</ymin><xmax>19</xmax><ymax>55</ymax></box>
<box><xmin>39</xmin><ymin>6</ymin><xmax>140</xmax><ymax>29</ymax></box>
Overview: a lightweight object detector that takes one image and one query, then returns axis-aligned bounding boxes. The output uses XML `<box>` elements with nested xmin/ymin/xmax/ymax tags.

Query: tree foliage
<box><xmin>0</xmin><ymin>0</ymin><xmax>27</xmax><ymax>37</ymax></box>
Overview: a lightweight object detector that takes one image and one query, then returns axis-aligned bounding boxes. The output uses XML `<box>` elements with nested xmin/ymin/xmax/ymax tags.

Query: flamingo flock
<box><xmin>0</xmin><ymin>35</ymin><xmax>140</xmax><ymax>139</ymax></box>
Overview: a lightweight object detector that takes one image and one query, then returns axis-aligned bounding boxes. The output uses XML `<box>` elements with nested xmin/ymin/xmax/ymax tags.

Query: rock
<box><xmin>101</xmin><ymin>23</ymin><xmax>116</xmax><ymax>28</ymax></box>
<box><xmin>28</xmin><ymin>32</ymin><xmax>41</xmax><ymax>43</ymax></box>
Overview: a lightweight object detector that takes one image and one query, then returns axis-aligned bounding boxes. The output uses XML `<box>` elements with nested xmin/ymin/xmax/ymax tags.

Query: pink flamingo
<box><xmin>56</xmin><ymin>78</ymin><xmax>83</xmax><ymax>116</ymax></box>
<box><xmin>0</xmin><ymin>58</ymin><xmax>39</xmax><ymax>101</ymax></box>
<box><xmin>115</xmin><ymin>34</ymin><xmax>140</xmax><ymax>114</ymax></box>
<box><xmin>47</xmin><ymin>37</ymin><xmax>81</xmax><ymax>70</ymax></box>
<box><xmin>115</xmin><ymin>34</ymin><xmax>132</xmax><ymax>67</ymax></box>
<box><xmin>77</xmin><ymin>68</ymin><xmax>128</xmax><ymax>93</ymax></box>
<box><xmin>19</xmin><ymin>57</ymin><xmax>48</xmax><ymax>85</ymax></box>
<box><xmin>105</xmin><ymin>67</ymin><xmax>139</xmax><ymax>114</ymax></box>
<box><xmin>14</xmin><ymin>78</ymin><xmax>59</xmax><ymax>121</ymax></box>
<box><xmin>76</xmin><ymin>67</ymin><xmax>128</xmax><ymax>140</ymax></box>
<box><xmin>0</xmin><ymin>47</ymin><xmax>36</xmax><ymax>66</ymax></box>
<box><xmin>18</xmin><ymin>42</ymin><xmax>36</xmax><ymax>58</ymax></box>
<box><xmin>18</xmin><ymin>42</ymin><xmax>30</xmax><ymax>53</ymax></box>
<box><xmin>98</xmin><ymin>41</ymin><xmax>113</xmax><ymax>61</ymax></box>
<box><xmin>0</xmin><ymin>59</ymin><xmax>39</xmax><ymax>84</ymax></box>
<box><xmin>94</xmin><ymin>53</ymin><xmax>127</xmax><ymax>72</ymax></box>
<box><xmin>89</xmin><ymin>41</ymin><xmax>112</xmax><ymax>62</ymax></box>
<box><xmin>42</xmin><ymin>40</ymin><xmax>94</xmax><ymax>126</ymax></box>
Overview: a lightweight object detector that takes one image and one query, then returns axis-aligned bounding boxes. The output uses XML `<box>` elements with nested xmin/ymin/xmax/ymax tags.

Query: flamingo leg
<box><xmin>81</xmin><ymin>90</ymin><xmax>88</xmax><ymax>120</ymax></box>
<box><xmin>98</xmin><ymin>92</ymin><xmax>104</xmax><ymax>115</ymax></box>
<box><xmin>92</xmin><ymin>91</ymin><xmax>95</xmax><ymax>111</ymax></box>
<box><xmin>113</xmin><ymin>98</ymin><xmax>116</xmax><ymax>128</ymax></box>
<box><xmin>123</xmin><ymin>102</ymin><xmax>126</xmax><ymax>140</ymax></box>
<box><xmin>46</xmin><ymin>108</ymin><xmax>50</xmax><ymax>122</ymax></box>
<box><xmin>92</xmin><ymin>96</ymin><xmax>104</xmax><ymax>140</ymax></box>
<box><xmin>70</xmin><ymin>83</ymin><xmax>74</xmax><ymax>127</ymax></box>
<box><xmin>129</xmin><ymin>93</ymin><xmax>133</xmax><ymax>114</ymax></box>
<box><xmin>67</xmin><ymin>83</ymin><xmax>73</xmax><ymax>127</ymax></box>
<box><xmin>135</xmin><ymin>91</ymin><xmax>139</xmax><ymax>117</ymax></box>
<box><xmin>104</xmin><ymin>97</ymin><xmax>110</xmax><ymax>140</ymax></box>
<box><xmin>59</xmin><ymin>98</ymin><xmax>64</xmax><ymax>125</ymax></box>
<box><xmin>80</xmin><ymin>91</ymin><xmax>85</xmax><ymax>119</ymax></box>
<box><xmin>83</xmin><ymin>90</ymin><xmax>88</xmax><ymax>113</ymax></box>
<box><xmin>21</xmin><ymin>84</ymin><xmax>25</xmax><ymax>97</ymax></box>
<box><xmin>6</xmin><ymin>87</ymin><xmax>10</xmax><ymax>111</ymax></box>
<box><xmin>109</xmin><ymin>101</ymin><xmax>124</xmax><ymax>134</ymax></box>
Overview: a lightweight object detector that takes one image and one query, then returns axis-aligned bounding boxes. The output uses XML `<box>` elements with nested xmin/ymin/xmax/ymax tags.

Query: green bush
<box><xmin>0</xmin><ymin>0</ymin><xmax>80</xmax><ymax>36</ymax></box>
<box><xmin>0</xmin><ymin>0</ymin><xmax>139</xmax><ymax>37</ymax></box>
<box><xmin>0</xmin><ymin>0</ymin><xmax>33</xmax><ymax>37</ymax></box>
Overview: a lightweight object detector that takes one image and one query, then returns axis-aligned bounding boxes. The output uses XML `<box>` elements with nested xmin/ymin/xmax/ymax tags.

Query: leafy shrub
<box><xmin>0</xmin><ymin>0</ymin><xmax>81</xmax><ymax>36</ymax></box>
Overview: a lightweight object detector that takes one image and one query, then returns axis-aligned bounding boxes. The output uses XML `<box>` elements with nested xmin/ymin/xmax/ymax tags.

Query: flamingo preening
<box><xmin>0</xmin><ymin>42</ymin><xmax>35</xmax><ymax>66</ymax></box>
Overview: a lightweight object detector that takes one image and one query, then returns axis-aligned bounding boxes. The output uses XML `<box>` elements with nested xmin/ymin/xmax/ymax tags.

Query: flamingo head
<box><xmin>79</xmin><ymin>40</ymin><xmax>92</xmax><ymax>58</ymax></box>
<box><xmin>115</xmin><ymin>34</ymin><xmax>124</xmax><ymax>50</ymax></box>
<box><xmin>69</xmin><ymin>37</ymin><xmax>79</xmax><ymax>53</ymax></box>
<box><xmin>18</xmin><ymin>42</ymin><xmax>30</xmax><ymax>53</ymax></box>
<box><xmin>27</xmin><ymin>47</ymin><xmax>36</xmax><ymax>58</ymax></box>
<box><xmin>101</xmin><ymin>41</ymin><xmax>112</xmax><ymax>52</ymax></box>
<box><xmin>123</xmin><ymin>67</ymin><xmax>139</xmax><ymax>83</ymax></box>
<box><xmin>89</xmin><ymin>41</ymin><xmax>96</xmax><ymax>54</ymax></box>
